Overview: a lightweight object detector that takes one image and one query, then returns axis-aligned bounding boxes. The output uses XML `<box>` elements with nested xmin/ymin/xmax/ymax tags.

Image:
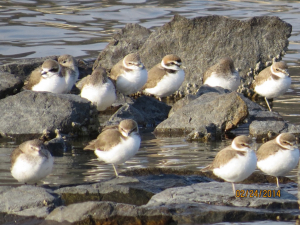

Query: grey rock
<box><xmin>139</xmin><ymin>15</ymin><xmax>291</xmax><ymax>94</ymax></box>
<box><xmin>93</xmin><ymin>23</ymin><xmax>152</xmax><ymax>70</ymax></box>
<box><xmin>0</xmin><ymin>170</ymin><xmax>298</xmax><ymax>224</ymax></box>
<box><xmin>0</xmin><ymin>185</ymin><xmax>61</xmax><ymax>218</ymax></box>
<box><xmin>0</xmin><ymin>56</ymin><xmax>58</xmax><ymax>78</ymax></box>
<box><xmin>106</xmin><ymin>96</ymin><xmax>171</xmax><ymax>127</ymax></box>
<box><xmin>155</xmin><ymin>91</ymin><xmax>248</xmax><ymax>139</ymax></box>
<box><xmin>147</xmin><ymin>182</ymin><xmax>297</xmax><ymax>209</ymax></box>
<box><xmin>93</xmin><ymin>15</ymin><xmax>291</xmax><ymax>96</ymax></box>
<box><xmin>169</xmin><ymin>85</ymin><xmax>231</xmax><ymax>117</ymax></box>
<box><xmin>247</xmin><ymin>110</ymin><xmax>300</xmax><ymax>140</ymax></box>
<box><xmin>46</xmin><ymin>201</ymin><xmax>175</xmax><ymax>224</ymax></box>
<box><xmin>0</xmin><ymin>72</ymin><xmax>23</xmax><ymax>99</ymax></box>
<box><xmin>55</xmin><ymin>176</ymin><xmax>154</xmax><ymax>206</ymax></box>
<box><xmin>0</xmin><ymin>91</ymin><xmax>99</xmax><ymax>137</ymax></box>
<box><xmin>44</xmin><ymin>130</ymin><xmax>72</xmax><ymax>157</ymax></box>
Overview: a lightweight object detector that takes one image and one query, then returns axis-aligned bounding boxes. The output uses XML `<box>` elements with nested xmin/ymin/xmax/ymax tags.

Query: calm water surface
<box><xmin>0</xmin><ymin>0</ymin><xmax>300</xmax><ymax>189</ymax></box>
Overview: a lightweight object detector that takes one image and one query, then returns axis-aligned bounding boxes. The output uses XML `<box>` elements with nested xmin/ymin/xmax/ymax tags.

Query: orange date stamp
<box><xmin>235</xmin><ymin>189</ymin><xmax>281</xmax><ymax>198</ymax></box>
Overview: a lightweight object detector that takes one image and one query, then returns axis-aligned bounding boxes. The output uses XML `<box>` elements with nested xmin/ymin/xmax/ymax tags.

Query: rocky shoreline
<box><xmin>0</xmin><ymin>168</ymin><xmax>298</xmax><ymax>225</ymax></box>
<box><xmin>0</xmin><ymin>14</ymin><xmax>299</xmax><ymax>224</ymax></box>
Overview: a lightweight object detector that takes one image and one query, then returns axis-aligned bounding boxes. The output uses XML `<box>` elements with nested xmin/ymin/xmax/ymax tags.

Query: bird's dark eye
<box><xmin>50</xmin><ymin>68</ymin><xmax>58</xmax><ymax>72</ymax></box>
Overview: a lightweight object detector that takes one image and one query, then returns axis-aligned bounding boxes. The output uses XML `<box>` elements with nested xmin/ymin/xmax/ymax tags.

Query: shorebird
<box><xmin>110</xmin><ymin>53</ymin><xmax>148</xmax><ymax>95</ymax></box>
<box><xmin>24</xmin><ymin>59</ymin><xmax>67</xmax><ymax>94</ymax></box>
<box><xmin>256</xmin><ymin>133</ymin><xmax>299</xmax><ymax>188</ymax></box>
<box><xmin>203</xmin><ymin>57</ymin><xmax>240</xmax><ymax>91</ymax></box>
<box><xmin>11</xmin><ymin>139</ymin><xmax>54</xmax><ymax>184</ymax></box>
<box><xmin>202</xmin><ymin>135</ymin><xmax>257</xmax><ymax>195</ymax></box>
<box><xmin>142</xmin><ymin>54</ymin><xmax>185</xmax><ymax>100</ymax></box>
<box><xmin>84</xmin><ymin>119</ymin><xmax>141</xmax><ymax>177</ymax></box>
<box><xmin>58</xmin><ymin>54</ymin><xmax>79</xmax><ymax>93</ymax></box>
<box><xmin>79</xmin><ymin>67</ymin><xmax>116</xmax><ymax>111</ymax></box>
<box><xmin>253</xmin><ymin>61</ymin><xmax>291</xmax><ymax>111</ymax></box>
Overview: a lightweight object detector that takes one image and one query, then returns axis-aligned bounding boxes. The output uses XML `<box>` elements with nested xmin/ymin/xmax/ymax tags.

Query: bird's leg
<box><xmin>112</xmin><ymin>164</ymin><xmax>119</xmax><ymax>177</ymax></box>
<box><xmin>232</xmin><ymin>183</ymin><xmax>236</xmax><ymax>196</ymax></box>
<box><xmin>276</xmin><ymin>177</ymin><xmax>281</xmax><ymax>189</ymax></box>
<box><xmin>264</xmin><ymin>97</ymin><xmax>272</xmax><ymax>111</ymax></box>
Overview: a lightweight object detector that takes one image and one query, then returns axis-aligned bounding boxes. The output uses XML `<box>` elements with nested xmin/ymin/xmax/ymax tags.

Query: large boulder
<box><xmin>0</xmin><ymin>91</ymin><xmax>99</xmax><ymax>137</ymax></box>
<box><xmin>93</xmin><ymin>15</ymin><xmax>292</xmax><ymax>96</ymax></box>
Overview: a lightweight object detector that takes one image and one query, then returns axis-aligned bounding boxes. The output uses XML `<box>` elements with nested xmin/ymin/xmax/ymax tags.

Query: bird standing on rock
<box><xmin>79</xmin><ymin>67</ymin><xmax>116</xmax><ymax>111</ymax></box>
<box><xmin>58</xmin><ymin>54</ymin><xmax>79</xmax><ymax>93</ymax></box>
<box><xmin>142</xmin><ymin>54</ymin><xmax>185</xmax><ymax>101</ymax></box>
<box><xmin>202</xmin><ymin>135</ymin><xmax>257</xmax><ymax>195</ymax></box>
<box><xmin>203</xmin><ymin>57</ymin><xmax>240</xmax><ymax>91</ymax></box>
<box><xmin>253</xmin><ymin>61</ymin><xmax>291</xmax><ymax>111</ymax></box>
<box><xmin>110</xmin><ymin>53</ymin><xmax>148</xmax><ymax>95</ymax></box>
<box><xmin>256</xmin><ymin>133</ymin><xmax>299</xmax><ymax>188</ymax></box>
<box><xmin>24</xmin><ymin>59</ymin><xmax>67</xmax><ymax>94</ymax></box>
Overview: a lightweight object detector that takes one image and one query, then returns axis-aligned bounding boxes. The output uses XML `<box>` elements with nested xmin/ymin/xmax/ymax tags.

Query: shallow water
<box><xmin>0</xmin><ymin>0</ymin><xmax>300</xmax><ymax>189</ymax></box>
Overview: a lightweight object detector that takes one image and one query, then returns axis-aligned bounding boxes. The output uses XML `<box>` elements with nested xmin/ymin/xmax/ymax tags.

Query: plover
<box><xmin>79</xmin><ymin>67</ymin><xmax>117</xmax><ymax>111</ymax></box>
<box><xmin>253</xmin><ymin>61</ymin><xmax>291</xmax><ymax>111</ymax></box>
<box><xmin>10</xmin><ymin>139</ymin><xmax>54</xmax><ymax>184</ymax></box>
<box><xmin>24</xmin><ymin>59</ymin><xmax>67</xmax><ymax>94</ymax></box>
<box><xmin>142</xmin><ymin>54</ymin><xmax>185</xmax><ymax>100</ymax></box>
<box><xmin>256</xmin><ymin>133</ymin><xmax>299</xmax><ymax>188</ymax></box>
<box><xmin>202</xmin><ymin>135</ymin><xmax>257</xmax><ymax>195</ymax></box>
<box><xmin>203</xmin><ymin>57</ymin><xmax>240</xmax><ymax>91</ymax></box>
<box><xmin>84</xmin><ymin>119</ymin><xmax>141</xmax><ymax>177</ymax></box>
<box><xmin>110</xmin><ymin>53</ymin><xmax>148</xmax><ymax>95</ymax></box>
<box><xmin>58</xmin><ymin>54</ymin><xmax>79</xmax><ymax>93</ymax></box>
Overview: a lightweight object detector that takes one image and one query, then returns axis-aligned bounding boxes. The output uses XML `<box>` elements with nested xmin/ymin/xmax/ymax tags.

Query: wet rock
<box><xmin>0</xmin><ymin>185</ymin><xmax>61</xmax><ymax>218</ymax></box>
<box><xmin>55</xmin><ymin>177</ymin><xmax>154</xmax><ymax>206</ymax></box>
<box><xmin>0</xmin><ymin>91</ymin><xmax>99</xmax><ymax>137</ymax></box>
<box><xmin>46</xmin><ymin>201</ymin><xmax>175</xmax><ymax>225</ymax></box>
<box><xmin>105</xmin><ymin>96</ymin><xmax>171</xmax><ymax>127</ymax></box>
<box><xmin>147</xmin><ymin>182</ymin><xmax>297</xmax><ymax>209</ymax></box>
<box><xmin>44</xmin><ymin>129</ymin><xmax>72</xmax><ymax>156</ymax></box>
<box><xmin>0</xmin><ymin>169</ymin><xmax>297</xmax><ymax>224</ymax></box>
<box><xmin>0</xmin><ymin>72</ymin><xmax>24</xmax><ymax>99</ymax></box>
<box><xmin>154</xmin><ymin>91</ymin><xmax>248</xmax><ymax>139</ymax></box>
<box><xmin>249</xmin><ymin>119</ymin><xmax>300</xmax><ymax>141</ymax></box>
<box><xmin>93</xmin><ymin>23</ymin><xmax>152</xmax><ymax>70</ymax></box>
<box><xmin>93</xmin><ymin>15</ymin><xmax>291</xmax><ymax>96</ymax></box>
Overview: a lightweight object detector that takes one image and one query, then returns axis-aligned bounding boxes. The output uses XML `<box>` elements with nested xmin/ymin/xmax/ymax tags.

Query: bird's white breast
<box><xmin>254</xmin><ymin>76</ymin><xmax>291</xmax><ymax>99</ymax></box>
<box><xmin>257</xmin><ymin>148</ymin><xmax>299</xmax><ymax>177</ymax></box>
<box><xmin>213</xmin><ymin>150</ymin><xmax>257</xmax><ymax>183</ymax></box>
<box><xmin>64</xmin><ymin>69</ymin><xmax>79</xmax><ymax>93</ymax></box>
<box><xmin>95</xmin><ymin>134</ymin><xmax>141</xmax><ymax>165</ymax></box>
<box><xmin>116</xmin><ymin>69</ymin><xmax>148</xmax><ymax>95</ymax></box>
<box><xmin>144</xmin><ymin>69</ymin><xmax>185</xmax><ymax>97</ymax></box>
<box><xmin>32</xmin><ymin>76</ymin><xmax>67</xmax><ymax>94</ymax></box>
<box><xmin>81</xmin><ymin>80</ymin><xmax>116</xmax><ymax>111</ymax></box>
<box><xmin>204</xmin><ymin>71</ymin><xmax>240</xmax><ymax>91</ymax></box>
<box><xmin>11</xmin><ymin>153</ymin><xmax>54</xmax><ymax>183</ymax></box>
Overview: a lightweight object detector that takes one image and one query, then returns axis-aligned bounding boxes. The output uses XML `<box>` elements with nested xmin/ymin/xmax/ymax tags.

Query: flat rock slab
<box><xmin>0</xmin><ymin>91</ymin><xmax>99</xmax><ymax>137</ymax></box>
<box><xmin>147</xmin><ymin>182</ymin><xmax>298</xmax><ymax>209</ymax></box>
<box><xmin>94</xmin><ymin>15</ymin><xmax>291</xmax><ymax>95</ymax></box>
<box><xmin>0</xmin><ymin>185</ymin><xmax>61</xmax><ymax>218</ymax></box>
